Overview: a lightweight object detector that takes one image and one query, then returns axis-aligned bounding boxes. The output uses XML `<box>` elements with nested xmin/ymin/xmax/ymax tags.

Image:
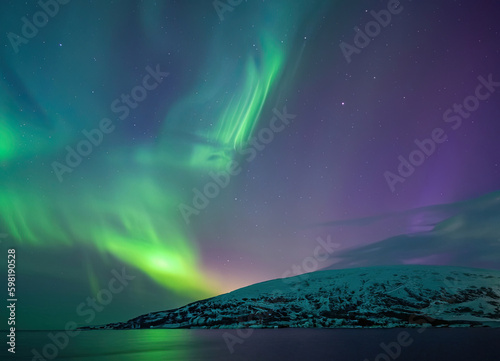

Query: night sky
<box><xmin>1</xmin><ymin>0</ymin><xmax>499</xmax><ymax>330</ymax></box>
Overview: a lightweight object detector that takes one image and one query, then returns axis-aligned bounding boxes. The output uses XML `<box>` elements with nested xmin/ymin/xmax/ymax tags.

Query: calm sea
<box><xmin>13</xmin><ymin>328</ymin><xmax>498</xmax><ymax>360</ymax></box>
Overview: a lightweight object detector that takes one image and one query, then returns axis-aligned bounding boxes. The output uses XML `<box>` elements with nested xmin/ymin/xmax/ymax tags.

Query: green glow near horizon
<box><xmin>0</xmin><ymin>1</ymin><xmax>310</xmax><ymax>300</ymax></box>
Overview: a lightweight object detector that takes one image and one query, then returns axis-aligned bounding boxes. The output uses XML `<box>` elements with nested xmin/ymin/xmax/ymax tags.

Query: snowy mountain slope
<box><xmin>86</xmin><ymin>266</ymin><xmax>500</xmax><ymax>329</ymax></box>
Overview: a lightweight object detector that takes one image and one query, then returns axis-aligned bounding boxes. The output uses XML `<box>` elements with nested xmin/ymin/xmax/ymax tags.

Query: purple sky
<box><xmin>0</xmin><ymin>0</ymin><xmax>499</xmax><ymax>329</ymax></box>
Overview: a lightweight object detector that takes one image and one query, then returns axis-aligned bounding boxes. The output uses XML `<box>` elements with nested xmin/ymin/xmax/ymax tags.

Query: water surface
<box><xmin>16</xmin><ymin>328</ymin><xmax>498</xmax><ymax>360</ymax></box>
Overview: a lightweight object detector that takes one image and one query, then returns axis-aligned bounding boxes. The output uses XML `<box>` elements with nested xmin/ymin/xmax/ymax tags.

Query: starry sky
<box><xmin>0</xmin><ymin>0</ymin><xmax>499</xmax><ymax>330</ymax></box>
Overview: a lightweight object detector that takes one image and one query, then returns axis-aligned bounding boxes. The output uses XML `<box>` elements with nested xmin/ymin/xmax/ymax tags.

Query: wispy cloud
<box><xmin>322</xmin><ymin>191</ymin><xmax>500</xmax><ymax>270</ymax></box>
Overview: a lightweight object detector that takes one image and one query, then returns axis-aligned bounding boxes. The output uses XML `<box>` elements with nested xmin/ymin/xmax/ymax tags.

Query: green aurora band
<box><xmin>0</xmin><ymin>1</ymin><xmax>325</xmax><ymax>299</ymax></box>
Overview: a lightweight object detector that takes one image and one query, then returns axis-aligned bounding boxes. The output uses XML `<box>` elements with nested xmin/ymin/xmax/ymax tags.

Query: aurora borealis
<box><xmin>1</xmin><ymin>0</ymin><xmax>500</xmax><ymax>330</ymax></box>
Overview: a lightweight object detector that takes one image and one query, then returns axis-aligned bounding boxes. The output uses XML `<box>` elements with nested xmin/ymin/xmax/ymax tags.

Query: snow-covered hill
<box><xmin>87</xmin><ymin>266</ymin><xmax>500</xmax><ymax>329</ymax></box>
